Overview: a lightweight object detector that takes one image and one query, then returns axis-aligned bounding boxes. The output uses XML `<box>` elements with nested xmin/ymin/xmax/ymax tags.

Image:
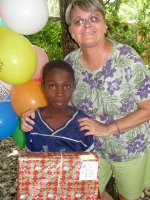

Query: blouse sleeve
<box><xmin>125</xmin><ymin>47</ymin><xmax>150</xmax><ymax>103</ymax></box>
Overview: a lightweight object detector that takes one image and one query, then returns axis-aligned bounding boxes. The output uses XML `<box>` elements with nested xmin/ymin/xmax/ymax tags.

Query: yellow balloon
<box><xmin>0</xmin><ymin>27</ymin><xmax>37</xmax><ymax>84</ymax></box>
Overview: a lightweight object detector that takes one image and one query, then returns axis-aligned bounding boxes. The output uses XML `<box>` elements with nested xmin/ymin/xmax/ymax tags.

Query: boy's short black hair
<box><xmin>42</xmin><ymin>60</ymin><xmax>75</xmax><ymax>82</ymax></box>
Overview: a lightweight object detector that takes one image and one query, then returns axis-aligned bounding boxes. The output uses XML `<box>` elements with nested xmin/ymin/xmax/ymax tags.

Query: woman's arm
<box><xmin>79</xmin><ymin>99</ymin><xmax>150</xmax><ymax>137</ymax></box>
<box><xmin>21</xmin><ymin>109</ymin><xmax>35</xmax><ymax>132</ymax></box>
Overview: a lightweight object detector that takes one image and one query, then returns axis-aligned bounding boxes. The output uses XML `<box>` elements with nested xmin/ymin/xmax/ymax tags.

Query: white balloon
<box><xmin>0</xmin><ymin>0</ymin><xmax>49</xmax><ymax>35</ymax></box>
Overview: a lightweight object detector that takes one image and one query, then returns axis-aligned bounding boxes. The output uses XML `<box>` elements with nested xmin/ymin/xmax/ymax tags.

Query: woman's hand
<box><xmin>79</xmin><ymin>117</ymin><xmax>112</xmax><ymax>137</ymax></box>
<box><xmin>21</xmin><ymin>109</ymin><xmax>35</xmax><ymax>132</ymax></box>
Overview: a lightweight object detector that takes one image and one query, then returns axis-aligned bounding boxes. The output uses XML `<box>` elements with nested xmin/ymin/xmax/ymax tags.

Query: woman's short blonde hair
<box><xmin>65</xmin><ymin>0</ymin><xmax>105</xmax><ymax>25</ymax></box>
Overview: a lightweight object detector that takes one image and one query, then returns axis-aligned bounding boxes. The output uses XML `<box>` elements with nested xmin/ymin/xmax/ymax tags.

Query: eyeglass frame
<box><xmin>70</xmin><ymin>15</ymin><xmax>103</xmax><ymax>26</ymax></box>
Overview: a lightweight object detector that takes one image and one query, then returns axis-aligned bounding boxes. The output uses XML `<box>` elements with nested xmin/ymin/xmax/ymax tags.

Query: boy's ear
<box><xmin>73</xmin><ymin>82</ymin><xmax>76</xmax><ymax>91</ymax></box>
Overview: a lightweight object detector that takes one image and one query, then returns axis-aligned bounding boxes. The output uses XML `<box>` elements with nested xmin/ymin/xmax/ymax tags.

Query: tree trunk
<box><xmin>59</xmin><ymin>0</ymin><xmax>78</xmax><ymax>58</ymax></box>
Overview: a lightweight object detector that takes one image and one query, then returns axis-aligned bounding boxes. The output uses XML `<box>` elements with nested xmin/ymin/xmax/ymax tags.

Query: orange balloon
<box><xmin>10</xmin><ymin>80</ymin><xmax>48</xmax><ymax>116</ymax></box>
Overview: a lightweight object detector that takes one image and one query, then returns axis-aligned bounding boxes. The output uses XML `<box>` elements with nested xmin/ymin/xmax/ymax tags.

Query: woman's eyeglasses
<box><xmin>72</xmin><ymin>15</ymin><xmax>103</xmax><ymax>26</ymax></box>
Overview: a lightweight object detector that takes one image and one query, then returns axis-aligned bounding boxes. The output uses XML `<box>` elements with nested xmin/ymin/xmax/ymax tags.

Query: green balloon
<box><xmin>12</xmin><ymin>119</ymin><xmax>26</xmax><ymax>148</ymax></box>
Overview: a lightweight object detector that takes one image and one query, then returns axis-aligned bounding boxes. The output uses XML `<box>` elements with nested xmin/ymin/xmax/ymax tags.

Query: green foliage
<box><xmin>26</xmin><ymin>18</ymin><xmax>63</xmax><ymax>60</ymax></box>
<box><xmin>106</xmin><ymin>19</ymin><xmax>150</xmax><ymax>57</ymax></box>
<box><xmin>105</xmin><ymin>0</ymin><xmax>150</xmax><ymax>68</ymax></box>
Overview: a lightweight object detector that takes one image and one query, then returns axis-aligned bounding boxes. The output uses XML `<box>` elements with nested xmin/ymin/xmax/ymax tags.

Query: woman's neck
<box><xmin>80</xmin><ymin>38</ymin><xmax>113</xmax><ymax>70</ymax></box>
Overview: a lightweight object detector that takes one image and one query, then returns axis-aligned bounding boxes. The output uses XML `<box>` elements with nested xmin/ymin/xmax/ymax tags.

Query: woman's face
<box><xmin>69</xmin><ymin>6</ymin><xmax>106</xmax><ymax>49</ymax></box>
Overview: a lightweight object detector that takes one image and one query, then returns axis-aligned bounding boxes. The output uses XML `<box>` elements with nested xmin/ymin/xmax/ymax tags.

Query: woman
<box><xmin>22</xmin><ymin>0</ymin><xmax>150</xmax><ymax>199</ymax></box>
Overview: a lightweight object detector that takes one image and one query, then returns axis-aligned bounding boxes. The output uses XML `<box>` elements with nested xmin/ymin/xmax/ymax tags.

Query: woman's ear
<box><xmin>68</xmin><ymin>26</ymin><xmax>71</xmax><ymax>34</ymax></box>
<box><xmin>104</xmin><ymin>24</ymin><xmax>108</xmax><ymax>34</ymax></box>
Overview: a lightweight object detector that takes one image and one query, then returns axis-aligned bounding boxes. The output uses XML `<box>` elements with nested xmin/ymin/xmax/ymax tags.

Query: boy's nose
<box><xmin>56</xmin><ymin>87</ymin><xmax>64</xmax><ymax>96</ymax></box>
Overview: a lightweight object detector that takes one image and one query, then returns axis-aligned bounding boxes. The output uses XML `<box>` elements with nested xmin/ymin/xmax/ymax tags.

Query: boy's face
<box><xmin>42</xmin><ymin>68</ymin><xmax>75</xmax><ymax>109</ymax></box>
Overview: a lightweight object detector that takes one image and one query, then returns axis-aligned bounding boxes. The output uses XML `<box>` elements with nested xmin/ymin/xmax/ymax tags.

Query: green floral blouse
<box><xmin>65</xmin><ymin>40</ymin><xmax>150</xmax><ymax>162</ymax></box>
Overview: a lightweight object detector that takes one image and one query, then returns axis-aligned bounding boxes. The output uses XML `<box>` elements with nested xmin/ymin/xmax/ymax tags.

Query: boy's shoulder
<box><xmin>34</xmin><ymin>109</ymin><xmax>43</xmax><ymax>121</ymax></box>
<box><xmin>35</xmin><ymin>109</ymin><xmax>40</xmax><ymax>117</ymax></box>
<box><xmin>75</xmin><ymin>109</ymin><xmax>88</xmax><ymax>118</ymax></box>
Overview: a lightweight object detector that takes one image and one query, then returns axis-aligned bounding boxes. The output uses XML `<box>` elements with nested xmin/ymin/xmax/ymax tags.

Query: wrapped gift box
<box><xmin>17</xmin><ymin>151</ymin><xmax>100</xmax><ymax>200</ymax></box>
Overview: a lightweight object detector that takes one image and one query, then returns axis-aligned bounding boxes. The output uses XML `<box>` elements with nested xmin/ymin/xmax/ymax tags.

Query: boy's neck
<box><xmin>44</xmin><ymin>105</ymin><xmax>74</xmax><ymax>116</ymax></box>
<box><xmin>40</xmin><ymin>106</ymin><xmax>75</xmax><ymax>130</ymax></box>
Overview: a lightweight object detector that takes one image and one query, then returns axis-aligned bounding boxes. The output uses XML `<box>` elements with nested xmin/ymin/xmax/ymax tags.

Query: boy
<box><xmin>25</xmin><ymin>60</ymin><xmax>94</xmax><ymax>152</ymax></box>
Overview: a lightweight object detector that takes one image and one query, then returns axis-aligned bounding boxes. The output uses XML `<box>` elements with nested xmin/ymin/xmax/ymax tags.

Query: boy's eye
<box><xmin>49</xmin><ymin>85</ymin><xmax>56</xmax><ymax>89</ymax></box>
<box><xmin>64</xmin><ymin>84</ymin><xmax>71</xmax><ymax>89</ymax></box>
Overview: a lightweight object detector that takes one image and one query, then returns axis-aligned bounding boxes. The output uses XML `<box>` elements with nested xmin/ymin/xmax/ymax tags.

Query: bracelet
<box><xmin>115</xmin><ymin>121</ymin><xmax>120</xmax><ymax>134</ymax></box>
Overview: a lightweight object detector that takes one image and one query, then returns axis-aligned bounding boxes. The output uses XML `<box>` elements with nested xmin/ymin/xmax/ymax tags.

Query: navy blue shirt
<box><xmin>25</xmin><ymin>109</ymin><xmax>94</xmax><ymax>152</ymax></box>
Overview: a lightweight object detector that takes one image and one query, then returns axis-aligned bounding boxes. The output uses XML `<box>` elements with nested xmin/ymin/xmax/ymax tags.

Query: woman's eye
<box><xmin>74</xmin><ymin>18</ymin><xmax>84</xmax><ymax>26</ymax></box>
<box><xmin>90</xmin><ymin>16</ymin><xmax>100</xmax><ymax>22</ymax></box>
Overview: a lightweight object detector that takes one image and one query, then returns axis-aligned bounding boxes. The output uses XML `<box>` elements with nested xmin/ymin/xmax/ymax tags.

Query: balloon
<box><xmin>0</xmin><ymin>17</ymin><xmax>9</xmax><ymax>28</ymax></box>
<box><xmin>0</xmin><ymin>27</ymin><xmax>37</xmax><ymax>84</ymax></box>
<box><xmin>0</xmin><ymin>101</ymin><xmax>18</xmax><ymax>139</ymax></box>
<box><xmin>0</xmin><ymin>0</ymin><xmax>49</xmax><ymax>35</ymax></box>
<box><xmin>12</xmin><ymin>119</ymin><xmax>26</xmax><ymax>148</ymax></box>
<box><xmin>11</xmin><ymin>80</ymin><xmax>48</xmax><ymax>116</ymax></box>
<box><xmin>0</xmin><ymin>80</ymin><xmax>12</xmax><ymax>102</ymax></box>
<box><xmin>35</xmin><ymin>77</ymin><xmax>42</xmax><ymax>83</ymax></box>
<box><xmin>6</xmin><ymin>95</ymin><xmax>11</xmax><ymax>101</ymax></box>
<box><xmin>32</xmin><ymin>45</ymin><xmax>49</xmax><ymax>80</ymax></box>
